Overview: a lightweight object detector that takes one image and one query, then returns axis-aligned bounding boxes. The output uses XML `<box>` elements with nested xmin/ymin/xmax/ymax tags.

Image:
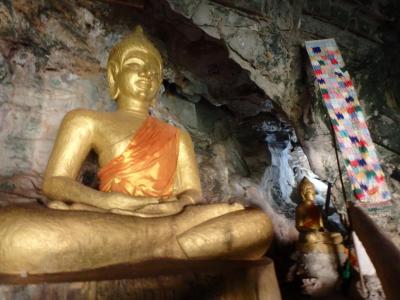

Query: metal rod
<box><xmin>324</xmin><ymin>181</ymin><xmax>332</xmax><ymax>214</ymax></box>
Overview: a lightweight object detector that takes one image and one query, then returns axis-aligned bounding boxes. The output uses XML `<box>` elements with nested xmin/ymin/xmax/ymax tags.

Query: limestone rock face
<box><xmin>0</xmin><ymin>1</ymin><xmax>115</xmax><ymax>176</ymax></box>
<box><xmin>165</xmin><ymin>0</ymin><xmax>400</xmax><ymax>241</ymax></box>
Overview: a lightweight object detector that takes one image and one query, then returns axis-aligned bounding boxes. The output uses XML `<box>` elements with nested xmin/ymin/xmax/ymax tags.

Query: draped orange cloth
<box><xmin>98</xmin><ymin>117</ymin><xmax>179</xmax><ymax>199</ymax></box>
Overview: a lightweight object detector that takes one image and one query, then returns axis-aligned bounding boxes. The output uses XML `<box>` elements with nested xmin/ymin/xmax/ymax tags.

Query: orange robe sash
<box><xmin>98</xmin><ymin>117</ymin><xmax>179</xmax><ymax>199</ymax></box>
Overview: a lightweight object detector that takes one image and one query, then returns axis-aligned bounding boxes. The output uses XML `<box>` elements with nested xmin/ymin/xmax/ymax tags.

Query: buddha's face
<box><xmin>299</xmin><ymin>178</ymin><xmax>316</xmax><ymax>202</ymax></box>
<box><xmin>111</xmin><ymin>50</ymin><xmax>162</xmax><ymax>103</ymax></box>
<box><xmin>303</xmin><ymin>190</ymin><xmax>315</xmax><ymax>202</ymax></box>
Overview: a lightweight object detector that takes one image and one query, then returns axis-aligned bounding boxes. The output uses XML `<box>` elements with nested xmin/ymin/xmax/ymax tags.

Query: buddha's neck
<box><xmin>117</xmin><ymin>96</ymin><xmax>150</xmax><ymax>116</ymax></box>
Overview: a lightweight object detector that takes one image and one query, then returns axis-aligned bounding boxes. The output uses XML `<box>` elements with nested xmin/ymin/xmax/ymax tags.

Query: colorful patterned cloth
<box><xmin>305</xmin><ymin>39</ymin><xmax>391</xmax><ymax>207</ymax></box>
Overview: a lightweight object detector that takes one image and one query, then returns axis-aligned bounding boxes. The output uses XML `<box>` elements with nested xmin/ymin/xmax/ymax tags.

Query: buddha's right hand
<box><xmin>103</xmin><ymin>192</ymin><xmax>160</xmax><ymax>212</ymax></box>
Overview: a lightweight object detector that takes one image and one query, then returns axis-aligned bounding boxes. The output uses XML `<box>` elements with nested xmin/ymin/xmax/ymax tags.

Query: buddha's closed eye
<box><xmin>125</xmin><ymin>62</ymin><xmax>143</xmax><ymax>72</ymax></box>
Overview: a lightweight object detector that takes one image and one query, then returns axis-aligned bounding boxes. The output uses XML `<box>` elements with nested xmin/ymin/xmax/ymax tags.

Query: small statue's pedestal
<box><xmin>296</xmin><ymin>231</ymin><xmax>346</xmax><ymax>254</ymax></box>
<box><xmin>0</xmin><ymin>258</ymin><xmax>281</xmax><ymax>300</ymax></box>
<box><xmin>294</xmin><ymin>231</ymin><xmax>347</xmax><ymax>296</ymax></box>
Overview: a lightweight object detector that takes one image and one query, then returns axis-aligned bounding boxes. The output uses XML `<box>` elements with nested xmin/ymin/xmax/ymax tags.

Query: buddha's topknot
<box><xmin>108</xmin><ymin>25</ymin><xmax>162</xmax><ymax>70</ymax></box>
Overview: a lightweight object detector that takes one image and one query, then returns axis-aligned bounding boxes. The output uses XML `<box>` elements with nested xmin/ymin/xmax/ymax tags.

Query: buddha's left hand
<box><xmin>110</xmin><ymin>196</ymin><xmax>193</xmax><ymax>217</ymax></box>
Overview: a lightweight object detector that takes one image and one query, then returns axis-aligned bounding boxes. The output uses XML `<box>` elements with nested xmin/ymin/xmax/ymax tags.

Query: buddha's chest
<box><xmin>93</xmin><ymin>116</ymin><xmax>147</xmax><ymax>166</ymax></box>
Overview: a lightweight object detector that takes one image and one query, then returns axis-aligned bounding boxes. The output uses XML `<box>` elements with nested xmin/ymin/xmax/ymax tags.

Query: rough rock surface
<box><xmin>165</xmin><ymin>0</ymin><xmax>400</xmax><ymax>241</ymax></box>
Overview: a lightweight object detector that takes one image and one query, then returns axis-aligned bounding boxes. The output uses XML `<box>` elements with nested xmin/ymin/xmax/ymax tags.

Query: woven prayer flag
<box><xmin>305</xmin><ymin>39</ymin><xmax>391</xmax><ymax>208</ymax></box>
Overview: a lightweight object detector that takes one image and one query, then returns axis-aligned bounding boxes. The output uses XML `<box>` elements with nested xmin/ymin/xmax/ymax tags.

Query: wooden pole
<box><xmin>348</xmin><ymin>205</ymin><xmax>400</xmax><ymax>300</ymax></box>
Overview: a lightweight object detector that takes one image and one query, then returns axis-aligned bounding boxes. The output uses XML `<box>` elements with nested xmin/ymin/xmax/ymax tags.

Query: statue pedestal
<box><xmin>297</xmin><ymin>231</ymin><xmax>346</xmax><ymax>254</ymax></box>
<box><xmin>0</xmin><ymin>258</ymin><xmax>281</xmax><ymax>300</ymax></box>
<box><xmin>294</xmin><ymin>232</ymin><xmax>347</xmax><ymax>296</ymax></box>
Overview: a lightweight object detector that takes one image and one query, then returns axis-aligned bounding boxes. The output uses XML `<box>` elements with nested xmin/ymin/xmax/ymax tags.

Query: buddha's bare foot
<box><xmin>177</xmin><ymin>207</ymin><xmax>273</xmax><ymax>259</ymax></box>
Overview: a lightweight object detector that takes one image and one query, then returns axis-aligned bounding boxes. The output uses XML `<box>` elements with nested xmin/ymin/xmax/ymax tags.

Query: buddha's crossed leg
<box><xmin>0</xmin><ymin>203</ymin><xmax>272</xmax><ymax>275</ymax></box>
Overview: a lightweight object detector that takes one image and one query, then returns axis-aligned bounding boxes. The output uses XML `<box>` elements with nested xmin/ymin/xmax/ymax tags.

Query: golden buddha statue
<box><xmin>296</xmin><ymin>177</ymin><xmax>324</xmax><ymax>232</ymax></box>
<box><xmin>0</xmin><ymin>26</ymin><xmax>273</xmax><ymax>275</ymax></box>
<box><xmin>293</xmin><ymin>179</ymin><xmax>346</xmax><ymax>296</ymax></box>
<box><xmin>295</xmin><ymin>177</ymin><xmax>344</xmax><ymax>253</ymax></box>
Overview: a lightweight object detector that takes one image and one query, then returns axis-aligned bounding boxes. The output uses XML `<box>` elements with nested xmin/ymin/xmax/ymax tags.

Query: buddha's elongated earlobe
<box><xmin>148</xmin><ymin>98</ymin><xmax>157</xmax><ymax>115</ymax></box>
<box><xmin>107</xmin><ymin>62</ymin><xmax>120</xmax><ymax>100</ymax></box>
<box><xmin>150</xmin><ymin>97</ymin><xmax>157</xmax><ymax>108</ymax></box>
<box><xmin>150</xmin><ymin>82</ymin><xmax>164</xmax><ymax>109</ymax></box>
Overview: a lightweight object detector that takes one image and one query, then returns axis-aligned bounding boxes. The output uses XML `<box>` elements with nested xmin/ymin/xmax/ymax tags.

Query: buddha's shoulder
<box><xmin>176</xmin><ymin>127</ymin><xmax>193</xmax><ymax>146</ymax></box>
<box><xmin>149</xmin><ymin>118</ymin><xmax>189</xmax><ymax>143</ymax></box>
<box><xmin>62</xmin><ymin>109</ymin><xmax>112</xmax><ymax>124</ymax></box>
<box><xmin>153</xmin><ymin>119</ymin><xmax>190</xmax><ymax>137</ymax></box>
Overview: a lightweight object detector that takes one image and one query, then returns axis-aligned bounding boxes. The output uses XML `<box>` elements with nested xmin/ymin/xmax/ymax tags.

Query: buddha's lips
<box><xmin>136</xmin><ymin>79</ymin><xmax>151</xmax><ymax>89</ymax></box>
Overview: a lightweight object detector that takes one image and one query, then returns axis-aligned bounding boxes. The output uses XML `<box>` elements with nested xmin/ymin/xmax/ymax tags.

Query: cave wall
<box><xmin>166</xmin><ymin>0</ymin><xmax>400</xmax><ymax>234</ymax></box>
<box><xmin>167</xmin><ymin>0</ymin><xmax>400</xmax><ymax>178</ymax></box>
<box><xmin>0</xmin><ymin>1</ymin><xmax>117</xmax><ymax>203</ymax></box>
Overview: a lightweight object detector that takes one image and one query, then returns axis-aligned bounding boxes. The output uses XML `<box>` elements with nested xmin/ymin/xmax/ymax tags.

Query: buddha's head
<box><xmin>299</xmin><ymin>177</ymin><xmax>316</xmax><ymax>202</ymax></box>
<box><xmin>107</xmin><ymin>26</ymin><xmax>163</xmax><ymax>105</ymax></box>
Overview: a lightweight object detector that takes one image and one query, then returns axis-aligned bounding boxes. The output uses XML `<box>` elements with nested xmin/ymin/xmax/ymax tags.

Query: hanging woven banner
<box><xmin>305</xmin><ymin>38</ymin><xmax>391</xmax><ymax>208</ymax></box>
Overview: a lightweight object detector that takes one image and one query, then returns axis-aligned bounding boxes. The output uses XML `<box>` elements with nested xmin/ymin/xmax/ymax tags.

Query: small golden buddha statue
<box><xmin>295</xmin><ymin>177</ymin><xmax>344</xmax><ymax>253</ymax></box>
<box><xmin>296</xmin><ymin>177</ymin><xmax>324</xmax><ymax>232</ymax></box>
<box><xmin>293</xmin><ymin>178</ymin><xmax>346</xmax><ymax>296</ymax></box>
<box><xmin>0</xmin><ymin>26</ymin><xmax>273</xmax><ymax>275</ymax></box>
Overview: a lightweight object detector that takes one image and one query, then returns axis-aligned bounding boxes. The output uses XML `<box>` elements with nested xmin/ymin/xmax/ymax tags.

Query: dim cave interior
<box><xmin>0</xmin><ymin>0</ymin><xmax>400</xmax><ymax>299</ymax></box>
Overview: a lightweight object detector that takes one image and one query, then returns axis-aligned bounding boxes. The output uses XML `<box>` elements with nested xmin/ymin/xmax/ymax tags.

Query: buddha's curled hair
<box><xmin>108</xmin><ymin>25</ymin><xmax>162</xmax><ymax>71</ymax></box>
